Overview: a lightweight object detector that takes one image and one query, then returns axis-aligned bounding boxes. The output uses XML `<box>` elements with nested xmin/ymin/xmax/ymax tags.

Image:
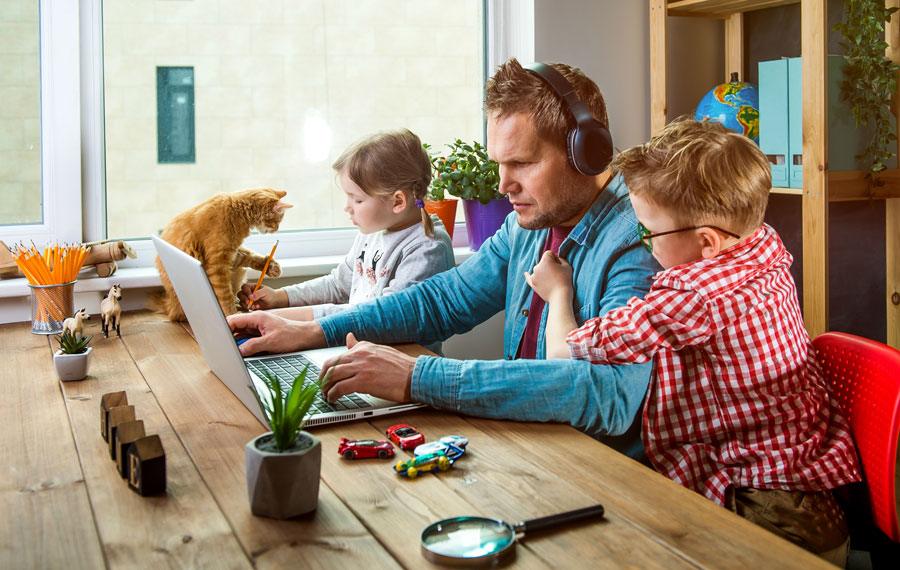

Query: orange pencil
<box><xmin>252</xmin><ymin>240</ymin><xmax>279</xmax><ymax>294</ymax></box>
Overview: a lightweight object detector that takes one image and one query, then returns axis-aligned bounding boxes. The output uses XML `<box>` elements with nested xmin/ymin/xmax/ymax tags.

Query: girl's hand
<box><xmin>524</xmin><ymin>251</ymin><xmax>574</xmax><ymax>306</ymax></box>
<box><xmin>238</xmin><ymin>284</ymin><xmax>288</xmax><ymax>311</ymax></box>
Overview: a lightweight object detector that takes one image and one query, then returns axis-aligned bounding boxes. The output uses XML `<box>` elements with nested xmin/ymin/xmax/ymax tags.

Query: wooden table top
<box><xmin>2</xmin><ymin>310</ymin><xmax>832</xmax><ymax>569</ymax></box>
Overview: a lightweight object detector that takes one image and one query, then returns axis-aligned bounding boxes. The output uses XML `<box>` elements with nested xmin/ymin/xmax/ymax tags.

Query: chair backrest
<box><xmin>812</xmin><ymin>332</ymin><xmax>900</xmax><ymax>542</ymax></box>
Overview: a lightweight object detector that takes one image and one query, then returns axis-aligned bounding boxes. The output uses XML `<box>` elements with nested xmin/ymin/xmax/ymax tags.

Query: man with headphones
<box><xmin>229</xmin><ymin>59</ymin><xmax>659</xmax><ymax>454</ymax></box>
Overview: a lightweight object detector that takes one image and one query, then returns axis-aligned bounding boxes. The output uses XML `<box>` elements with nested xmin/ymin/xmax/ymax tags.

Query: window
<box><xmin>157</xmin><ymin>67</ymin><xmax>195</xmax><ymax>164</ymax></box>
<box><xmin>101</xmin><ymin>0</ymin><xmax>487</xmax><ymax>243</ymax></box>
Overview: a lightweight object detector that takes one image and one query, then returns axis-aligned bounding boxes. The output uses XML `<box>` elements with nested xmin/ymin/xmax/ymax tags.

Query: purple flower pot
<box><xmin>463</xmin><ymin>198</ymin><xmax>514</xmax><ymax>251</ymax></box>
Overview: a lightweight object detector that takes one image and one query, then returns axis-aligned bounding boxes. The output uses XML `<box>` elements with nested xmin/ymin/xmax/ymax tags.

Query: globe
<box><xmin>694</xmin><ymin>74</ymin><xmax>760</xmax><ymax>143</ymax></box>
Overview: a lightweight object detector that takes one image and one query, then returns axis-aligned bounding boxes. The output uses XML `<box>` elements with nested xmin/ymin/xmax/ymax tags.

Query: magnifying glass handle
<box><xmin>515</xmin><ymin>504</ymin><xmax>605</xmax><ymax>535</ymax></box>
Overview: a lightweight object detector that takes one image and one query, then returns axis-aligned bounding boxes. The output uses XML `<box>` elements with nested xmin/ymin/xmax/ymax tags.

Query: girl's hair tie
<box><xmin>415</xmin><ymin>199</ymin><xmax>425</xmax><ymax>209</ymax></box>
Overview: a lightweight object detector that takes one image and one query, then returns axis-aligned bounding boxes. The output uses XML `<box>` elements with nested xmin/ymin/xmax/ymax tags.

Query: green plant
<box><xmin>55</xmin><ymin>331</ymin><xmax>92</xmax><ymax>354</ymax></box>
<box><xmin>834</xmin><ymin>0</ymin><xmax>900</xmax><ymax>190</ymax></box>
<box><xmin>257</xmin><ymin>366</ymin><xmax>320</xmax><ymax>451</ymax></box>
<box><xmin>428</xmin><ymin>139</ymin><xmax>502</xmax><ymax>204</ymax></box>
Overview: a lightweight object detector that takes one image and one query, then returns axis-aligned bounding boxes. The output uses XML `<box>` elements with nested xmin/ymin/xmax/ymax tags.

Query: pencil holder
<box><xmin>29</xmin><ymin>281</ymin><xmax>75</xmax><ymax>335</ymax></box>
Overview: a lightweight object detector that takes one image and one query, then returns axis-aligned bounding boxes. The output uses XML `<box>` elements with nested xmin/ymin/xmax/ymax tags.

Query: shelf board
<box><xmin>667</xmin><ymin>0</ymin><xmax>798</xmax><ymax>17</ymax></box>
<box><xmin>771</xmin><ymin>186</ymin><xmax>802</xmax><ymax>195</ymax></box>
<box><xmin>828</xmin><ymin>170</ymin><xmax>900</xmax><ymax>202</ymax></box>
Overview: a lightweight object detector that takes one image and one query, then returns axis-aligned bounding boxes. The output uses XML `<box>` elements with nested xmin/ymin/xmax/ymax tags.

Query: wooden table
<box><xmin>2</xmin><ymin>311</ymin><xmax>832</xmax><ymax>569</ymax></box>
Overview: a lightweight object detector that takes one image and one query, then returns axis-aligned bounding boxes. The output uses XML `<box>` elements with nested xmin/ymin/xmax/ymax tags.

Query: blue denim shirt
<box><xmin>318</xmin><ymin>174</ymin><xmax>659</xmax><ymax>454</ymax></box>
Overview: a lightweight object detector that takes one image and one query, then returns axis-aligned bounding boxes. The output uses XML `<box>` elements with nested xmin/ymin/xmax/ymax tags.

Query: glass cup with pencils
<box><xmin>10</xmin><ymin>242</ymin><xmax>89</xmax><ymax>334</ymax></box>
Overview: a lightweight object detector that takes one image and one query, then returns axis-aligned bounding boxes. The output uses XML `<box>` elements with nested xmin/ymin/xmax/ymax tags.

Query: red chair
<box><xmin>813</xmin><ymin>332</ymin><xmax>900</xmax><ymax>548</ymax></box>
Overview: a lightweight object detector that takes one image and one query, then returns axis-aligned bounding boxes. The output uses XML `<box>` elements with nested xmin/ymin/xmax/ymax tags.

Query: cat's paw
<box><xmin>266</xmin><ymin>260</ymin><xmax>281</xmax><ymax>278</ymax></box>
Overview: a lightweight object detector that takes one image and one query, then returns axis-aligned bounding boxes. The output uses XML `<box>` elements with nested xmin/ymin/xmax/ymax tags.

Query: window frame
<box><xmin>4</xmin><ymin>0</ymin><xmax>530</xmax><ymax>266</ymax></box>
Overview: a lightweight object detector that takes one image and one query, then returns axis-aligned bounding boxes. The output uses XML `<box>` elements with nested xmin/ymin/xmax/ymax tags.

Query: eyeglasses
<box><xmin>637</xmin><ymin>222</ymin><xmax>740</xmax><ymax>253</ymax></box>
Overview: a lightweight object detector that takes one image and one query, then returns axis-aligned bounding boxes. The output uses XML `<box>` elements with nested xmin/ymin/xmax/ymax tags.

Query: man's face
<box><xmin>487</xmin><ymin>112</ymin><xmax>592</xmax><ymax>229</ymax></box>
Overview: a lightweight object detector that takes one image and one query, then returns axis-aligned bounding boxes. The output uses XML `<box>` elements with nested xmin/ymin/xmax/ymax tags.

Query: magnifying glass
<box><xmin>420</xmin><ymin>504</ymin><xmax>605</xmax><ymax>566</ymax></box>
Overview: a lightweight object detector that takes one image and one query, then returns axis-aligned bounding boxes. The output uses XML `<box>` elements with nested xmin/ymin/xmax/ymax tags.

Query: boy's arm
<box><xmin>524</xmin><ymin>251</ymin><xmax>578</xmax><ymax>359</ymax></box>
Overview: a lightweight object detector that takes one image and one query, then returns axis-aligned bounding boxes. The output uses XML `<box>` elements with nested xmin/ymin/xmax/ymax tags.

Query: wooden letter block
<box><xmin>107</xmin><ymin>405</ymin><xmax>135</xmax><ymax>460</ymax></box>
<box><xmin>100</xmin><ymin>391</ymin><xmax>127</xmax><ymax>442</ymax></box>
<box><xmin>114</xmin><ymin>420</ymin><xmax>145</xmax><ymax>479</ymax></box>
<box><xmin>127</xmin><ymin>435</ymin><xmax>166</xmax><ymax>496</ymax></box>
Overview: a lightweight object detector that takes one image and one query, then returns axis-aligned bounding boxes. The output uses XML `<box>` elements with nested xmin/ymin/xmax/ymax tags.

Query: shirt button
<box><xmin>521</xmin><ymin>309</ymin><xmax>529</xmax><ymax>316</ymax></box>
<box><xmin>507</xmin><ymin>355</ymin><xmax>513</xmax><ymax>360</ymax></box>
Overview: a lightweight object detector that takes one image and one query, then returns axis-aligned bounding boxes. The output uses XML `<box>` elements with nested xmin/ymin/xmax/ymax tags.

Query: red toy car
<box><xmin>338</xmin><ymin>438</ymin><xmax>395</xmax><ymax>460</ymax></box>
<box><xmin>385</xmin><ymin>424</ymin><xmax>425</xmax><ymax>450</ymax></box>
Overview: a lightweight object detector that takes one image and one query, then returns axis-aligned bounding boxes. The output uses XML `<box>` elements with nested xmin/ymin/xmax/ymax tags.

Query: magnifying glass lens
<box><xmin>422</xmin><ymin>517</ymin><xmax>514</xmax><ymax>558</ymax></box>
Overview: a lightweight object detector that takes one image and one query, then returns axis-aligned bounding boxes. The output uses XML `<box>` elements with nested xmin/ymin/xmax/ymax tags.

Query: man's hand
<box><xmin>524</xmin><ymin>250</ymin><xmax>574</xmax><ymax>306</ymax></box>
<box><xmin>320</xmin><ymin>333</ymin><xmax>415</xmax><ymax>403</ymax></box>
<box><xmin>226</xmin><ymin>310</ymin><xmax>326</xmax><ymax>356</ymax></box>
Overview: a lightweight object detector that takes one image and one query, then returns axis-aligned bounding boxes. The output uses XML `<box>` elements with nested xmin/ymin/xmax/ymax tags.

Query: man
<box><xmin>228</xmin><ymin>59</ymin><xmax>659</xmax><ymax>454</ymax></box>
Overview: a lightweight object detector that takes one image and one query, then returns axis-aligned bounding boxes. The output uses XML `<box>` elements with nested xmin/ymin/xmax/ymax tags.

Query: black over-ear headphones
<box><xmin>523</xmin><ymin>62</ymin><xmax>613</xmax><ymax>176</ymax></box>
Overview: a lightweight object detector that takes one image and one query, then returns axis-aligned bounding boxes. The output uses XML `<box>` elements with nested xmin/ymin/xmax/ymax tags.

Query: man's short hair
<box><xmin>484</xmin><ymin>58</ymin><xmax>609</xmax><ymax>154</ymax></box>
<box><xmin>611</xmin><ymin>118</ymin><xmax>771</xmax><ymax>234</ymax></box>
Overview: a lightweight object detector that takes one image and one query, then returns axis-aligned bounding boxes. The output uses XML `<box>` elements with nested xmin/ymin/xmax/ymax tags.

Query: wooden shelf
<box><xmin>667</xmin><ymin>0</ymin><xmax>798</xmax><ymax>17</ymax></box>
<box><xmin>650</xmin><ymin>0</ymin><xmax>900</xmax><ymax>347</ymax></box>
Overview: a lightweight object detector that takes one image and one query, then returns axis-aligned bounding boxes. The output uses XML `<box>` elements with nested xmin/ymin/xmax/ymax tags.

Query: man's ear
<box><xmin>391</xmin><ymin>190</ymin><xmax>409</xmax><ymax>213</ymax></box>
<box><xmin>697</xmin><ymin>227</ymin><xmax>723</xmax><ymax>260</ymax></box>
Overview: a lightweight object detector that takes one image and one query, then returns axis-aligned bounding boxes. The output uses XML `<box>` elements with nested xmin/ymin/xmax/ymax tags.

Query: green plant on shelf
<box><xmin>55</xmin><ymin>331</ymin><xmax>92</xmax><ymax>354</ymax></box>
<box><xmin>834</xmin><ymin>0</ymin><xmax>900</xmax><ymax>193</ymax></box>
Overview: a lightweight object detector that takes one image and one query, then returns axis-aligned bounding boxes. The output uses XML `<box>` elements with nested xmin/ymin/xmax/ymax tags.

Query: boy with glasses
<box><xmin>525</xmin><ymin>118</ymin><xmax>860</xmax><ymax>564</ymax></box>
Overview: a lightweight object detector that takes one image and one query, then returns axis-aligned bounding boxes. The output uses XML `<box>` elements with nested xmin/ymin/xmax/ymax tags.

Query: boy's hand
<box><xmin>238</xmin><ymin>283</ymin><xmax>289</xmax><ymax>311</ymax></box>
<box><xmin>524</xmin><ymin>251</ymin><xmax>574</xmax><ymax>305</ymax></box>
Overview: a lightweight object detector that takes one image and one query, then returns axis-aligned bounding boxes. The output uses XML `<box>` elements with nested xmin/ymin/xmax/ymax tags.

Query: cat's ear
<box><xmin>273</xmin><ymin>200</ymin><xmax>293</xmax><ymax>212</ymax></box>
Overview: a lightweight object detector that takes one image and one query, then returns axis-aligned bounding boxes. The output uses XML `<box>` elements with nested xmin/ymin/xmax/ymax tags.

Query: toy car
<box><xmin>414</xmin><ymin>435</ymin><xmax>469</xmax><ymax>461</ymax></box>
<box><xmin>385</xmin><ymin>424</ymin><xmax>425</xmax><ymax>450</ymax></box>
<box><xmin>394</xmin><ymin>450</ymin><xmax>452</xmax><ymax>478</ymax></box>
<box><xmin>338</xmin><ymin>438</ymin><xmax>395</xmax><ymax>460</ymax></box>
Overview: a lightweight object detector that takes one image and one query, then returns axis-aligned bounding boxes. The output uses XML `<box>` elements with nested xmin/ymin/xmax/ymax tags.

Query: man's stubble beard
<box><xmin>516</xmin><ymin>170</ymin><xmax>592</xmax><ymax>230</ymax></box>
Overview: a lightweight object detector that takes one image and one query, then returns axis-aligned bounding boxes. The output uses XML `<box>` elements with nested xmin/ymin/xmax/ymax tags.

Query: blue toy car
<box><xmin>414</xmin><ymin>435</ymin><xmax>468</xmax><ymax>462</ymax></box>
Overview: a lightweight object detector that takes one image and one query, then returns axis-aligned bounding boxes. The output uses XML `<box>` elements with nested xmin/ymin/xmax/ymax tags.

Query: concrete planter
<box><xmin>53</xmin><ymin>347</ymin><xmax>92</xmax><ymax>381</ymax></box>
<box><xmin>245</xmin><ymin>431</ymin><xmax>321</xmax><ymax>519</ymax></box>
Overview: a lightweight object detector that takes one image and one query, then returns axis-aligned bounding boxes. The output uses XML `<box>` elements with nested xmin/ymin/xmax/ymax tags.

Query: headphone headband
<box><xmin>523</xmin><ymin>62</ymin><xmax>613</xmax><ymax>176</ymax></box>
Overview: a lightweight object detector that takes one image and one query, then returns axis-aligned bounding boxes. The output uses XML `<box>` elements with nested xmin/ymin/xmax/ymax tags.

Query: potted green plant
<box><xmin>422</xmin><ymin>143</ymin><xmax>459</xmax><ymax>240</ymax></box>
<box><xmin>53</xmin><ymin>331</ymin><xmax>93</xmax><ymax>381</ymax></box>
<box><xmin>245</xmin><ymin>366</ymin><xmax>322</xmax><ymax>519</ymax></box>
<box><xmin>429</xmin><ymin>139</ymin><xmax>512</xmax><ymax>250</ymax></box>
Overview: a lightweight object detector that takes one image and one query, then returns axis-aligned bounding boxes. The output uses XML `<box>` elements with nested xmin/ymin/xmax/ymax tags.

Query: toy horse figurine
<box><xmin>62</xmin><ymin>308</ymin><xmax>91</xmax><ymax>337</ymax></box>
<box><xmin>100</xmin><ymin>284</ymin><xmax>122</xmax><ymax>338</ymax></box>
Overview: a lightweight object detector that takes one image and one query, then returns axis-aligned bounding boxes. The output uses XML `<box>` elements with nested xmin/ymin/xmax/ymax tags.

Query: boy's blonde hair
<box><xmin>611</xmin><ymin>118</ymin><xmax>771</xmax><ymax>234</ymax></box>
<box><xmin>332</xmin><ymin>129</ymin><xmax>435</xmax><ymax>237</ymax></box>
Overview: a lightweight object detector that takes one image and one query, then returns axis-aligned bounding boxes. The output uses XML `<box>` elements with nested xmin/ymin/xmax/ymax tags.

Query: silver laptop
<box><xmin>151</xmin><ymin>234</ymin><xmax>424</xmax><ymax>428</ymax></box>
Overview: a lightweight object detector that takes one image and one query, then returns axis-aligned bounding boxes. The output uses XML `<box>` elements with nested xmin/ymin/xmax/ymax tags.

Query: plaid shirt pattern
<box><xmin>566</xmin><ymin>224</ymin><xmax>860</xmax><ymax>504</ymax></box>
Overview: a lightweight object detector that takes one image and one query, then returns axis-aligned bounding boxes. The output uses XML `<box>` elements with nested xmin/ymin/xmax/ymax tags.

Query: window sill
<box><xmin>0</xmin><ymin>247</ymin><xmax>475</xmax><ymax>324</ymax></box>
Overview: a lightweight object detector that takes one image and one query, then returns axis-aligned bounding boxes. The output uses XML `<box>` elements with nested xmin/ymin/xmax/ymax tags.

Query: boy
<box><xmin>525</xmin><ymin>119</ymin><xmax>860</xmax><ymax>563</ymax></box>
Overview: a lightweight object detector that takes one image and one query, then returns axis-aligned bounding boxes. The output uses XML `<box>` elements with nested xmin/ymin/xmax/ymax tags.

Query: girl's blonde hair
<box><xmin>611</xmin><ymin>117</ymin><xmax>771</xmax><ymax>234</ymax></box>
<box><xmin>332</xmin><ymin>129</ymin><xmax>435</xmax><ymax>237</ymax></box>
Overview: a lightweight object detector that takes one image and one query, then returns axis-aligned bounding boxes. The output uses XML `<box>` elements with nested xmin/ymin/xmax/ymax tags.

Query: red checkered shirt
<box><xmin>566</xmin><ymin>224</ymin><xmax>861</xmax><ymax>504</ymax></box>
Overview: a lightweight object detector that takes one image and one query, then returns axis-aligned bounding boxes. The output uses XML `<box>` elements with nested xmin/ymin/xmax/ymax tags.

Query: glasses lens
<box><xmin>638</xmin><ymin>223</ymin><xmax>652</xmax><ymax>253</ymax></box>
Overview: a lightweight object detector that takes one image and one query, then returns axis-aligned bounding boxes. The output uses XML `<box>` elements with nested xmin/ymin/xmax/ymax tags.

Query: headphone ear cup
<box><xmin>568</xmin><ymin>121</ymin><xmax>613</xmax><ymax>176</ymax></box>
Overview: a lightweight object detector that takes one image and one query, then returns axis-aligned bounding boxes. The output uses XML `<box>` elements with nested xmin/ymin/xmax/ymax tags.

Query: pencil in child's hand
<box><xmin>251</xmin><ymin>240</ymin><xmax>279</xmax><ymax>294</ymax></box>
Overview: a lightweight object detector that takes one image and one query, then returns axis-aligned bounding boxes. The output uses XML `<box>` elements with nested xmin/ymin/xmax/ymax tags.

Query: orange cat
<box><xmin>154</xmin><ymin>188</ymin><xmax>292</xmax><ymax>321</ymax></box>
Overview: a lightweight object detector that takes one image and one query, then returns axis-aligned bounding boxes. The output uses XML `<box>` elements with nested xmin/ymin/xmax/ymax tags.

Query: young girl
<box><xmin>238</xmin><ymin>129</ymin><xmax>454</xmax><ymax>320</ymax></box>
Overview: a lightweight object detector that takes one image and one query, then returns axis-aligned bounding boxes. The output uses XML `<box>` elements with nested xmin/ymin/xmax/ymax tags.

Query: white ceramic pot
<box><xmin>245</xmin><ymin>431</ymin><xmax>321</xmax><ymax>519</ymax></box>
<box><xmin>53</xmin><ymin>347</ymin><xmax>92</xmax><ymax>381</ymax></box>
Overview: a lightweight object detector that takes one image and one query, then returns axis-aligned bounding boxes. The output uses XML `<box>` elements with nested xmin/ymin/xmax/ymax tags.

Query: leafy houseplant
<box><xmin>53</xmin><ymin>331</ymin><xmax>93</xmax><ymax>381</ymax></box>
<box><xmin>834</xmin><ymin>0</ymin><xmax>900</xmax><ymax>193</ymax></box>
<box><xmin>429</xmin><ymin>139</ymin><xmax>502</xmax><ymax>205</ymax></box>
<box><xmin>428</xmin><ymin>139</ymin><xmax>512</xmax><ymax>251</ymax></box>
<box><xmin>245</xmin><ymin>366</ymin><xmax>323</xmax><ymax>519</ymax></box>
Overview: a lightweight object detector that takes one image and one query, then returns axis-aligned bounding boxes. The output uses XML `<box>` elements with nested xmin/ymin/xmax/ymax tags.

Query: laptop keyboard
<box><xmin>246</xmin><ymin>355</ymin><xmax>371</xmax><ymax>414</ymax></box>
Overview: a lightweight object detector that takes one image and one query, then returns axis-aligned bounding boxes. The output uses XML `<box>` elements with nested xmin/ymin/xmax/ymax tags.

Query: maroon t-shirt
<box><xmin>517</xmin><ymin>226</ymin><xmax>573</xmax><ymax>359</ymax></box>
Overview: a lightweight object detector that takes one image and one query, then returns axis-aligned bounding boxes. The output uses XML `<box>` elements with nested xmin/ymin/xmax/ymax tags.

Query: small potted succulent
<box><xmin>245</xmin><ymin>366</ymin><xmax>322</xmax><ymax>519</ymax></box>
<box><xmin>428</xmin><ymin>139</ymin><xmax>512</xmax><ymax>250</ymax></box>
<box><xmin>53</xmin><ymin>331</ymin><xmax>93</xmax><ymax>381</ymax></box>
